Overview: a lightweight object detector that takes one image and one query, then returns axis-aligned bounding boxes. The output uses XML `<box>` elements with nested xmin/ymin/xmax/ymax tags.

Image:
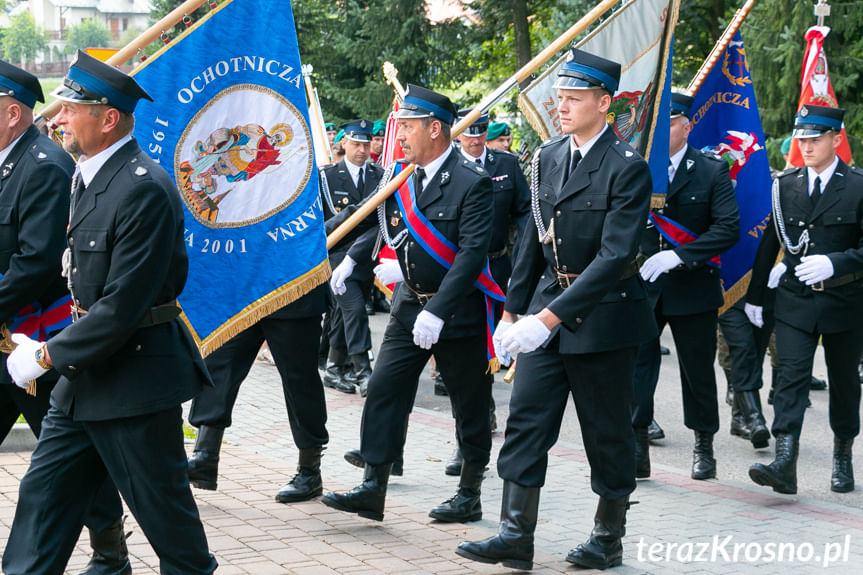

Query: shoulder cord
<box><xmin>771</xmin><ymin>176</ymin><xmax>809</xmax><ymax>256</ymax></box>
<box><xmin>319</xmin><ymin>170</ymin><xmax>338</xmax><ymax>216</ymax></box>
<box><xmin>376</xmin><ymin>163</ymin><xmax>409</xmax><ymax>250</ymax></box>
<box><xmin>530</xmin><ymin>148</ymin><xmax>554</xmax><ymax>245</ymax></box>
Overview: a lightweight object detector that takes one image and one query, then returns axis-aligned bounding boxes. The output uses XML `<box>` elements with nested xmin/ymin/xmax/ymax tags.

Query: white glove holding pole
<box><xmin>744</xmin><ymin>303</ymin><xmax>764</xmax><ymax>328</ymax></box>
<box><xmin>374</xmin><ymin>258</ymin><xmax>403</xmax><ymax>285</ymax></box>
<box><xmin>7</xmin><ymin>334</ymin><xmax>48</xmax><ymax>388</ymax></box>
<box><xmin>330</xmin><ymin>255</ymin><xmax>356</xmax><ymax>295</ymax></box>
<box><xmin>794</xmin><ymin>255</ymin><xmax>834</xmax><ymax>285</ymax></box>
<box><xmin>493</xmin><ymin>320</ymin><xmax>513</xmax><ymax>365</ymax></box>
<box><xmin>767</xmin><ymin>262</ymin><xmax>786</xmax><ymax>289</ymax></box>
<box><xmin>639</xmin><ymin>250</ymin><xmax>683</xmax><ymax>283</ymax></box>
<box><xmin>500</xmin><ymin>315</ymin><xmax>551</xmax><ymax>355</ymax></box>
<box><xmin>412</xmin><ymin>310</ymin><xmax>444</xmax><ymax>350</ymax></box>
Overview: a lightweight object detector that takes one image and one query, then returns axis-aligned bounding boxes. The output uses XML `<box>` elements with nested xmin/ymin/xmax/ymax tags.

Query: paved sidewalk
<box><xmin>1</xmin><ymin>355</ymin><xmax>861</xmax><ymax>574</ymax></box>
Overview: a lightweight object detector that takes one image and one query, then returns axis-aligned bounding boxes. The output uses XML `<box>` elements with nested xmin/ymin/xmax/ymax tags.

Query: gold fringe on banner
<box><xmin>718</xmin><ymin>270</ymin><xmax>752</xmax><ymax>315</ymax></box>
<box><xmin>185</xmin><ymin>259</ymin><xmax>331</xmax><ymax>357</ymax></box>
<box><xmin>517</xmin><ymin>92</ymin><xmax>553</xmax><ymax>142</ymax></box>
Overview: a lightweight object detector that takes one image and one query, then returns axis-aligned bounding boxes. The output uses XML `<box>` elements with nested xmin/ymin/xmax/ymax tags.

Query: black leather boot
<box><xmin>321</xmin><ymin>463</ymin><xmax>391</xmax><ymax>521</ymax></box>
<box><xmin>831</xmin><ymin>437</ymin><xmax>854</xmax><ymax>493</ymax></box>
<box><xmin>724</xmin><ymin>369</ymin><xmax>734</xmax><ymax>407</ymax></box>
<box><xmin>322</xmin><ymin>348</ymin><xmax>355</xmax><ymax>394</ymax></box>
<box><xmin>739</xmin><ymin>391</ymin><xmax>770</xmax><ymax>448</ymax></box>
<box><xmin>348</xmin><ymin>353</ymin><xmax>373</xmax><ymax>397</ymax></box>
<box><xmin>729</xmin><ymin>392</ymin><xmax>751</xmax><ymax>440</ymax></box>
<box><xmin>566</xmin><ymin>496</ymin><xmax>629</xmax><ymax>570</ymax></box>
<box><xmin>77</xmin><ymin>517</ymin><xmax>131</xmax><ymax>575</ymax></box>
<box><xmin>276</xmin><ymin>447</ymin><xmax>323</xmax><ymax>502</ymax></box>
<box><xmin>433</xmin><ymin>371</ymin><xmax>448</xmax><ymax>396</ymax></box>
<box><xmin>634</xmin><ymin>427</ymin><xmax>650</xmax><ymax>479</ymax></box>
<box><xmin>810</xmin><ymin>375</ymin><xmax>827</xmax><ymax>390</ymax></box>
<box><xmin>344</xmin><ymin>448</ymin><xmax>403</xmax><ymax>476</ymax></box>
<box><xmin>691</xmin><ymin>431</ymin><xmax>716</xmax><ymax>480</ymax></box>
<box><xmin>749</xmin><ymin>433</ymin><xmax>798</xmax><ymax>494</ymax></box>
<box><xmin>456</xmin><ymin>481</ymin><xmax>539</xmax><ymax>570</ymax></box>
<box><xmin>445</xmin><ymin>447</ymin><xmax>463</xmax><ymax>476</ymax></box>
<box><xmin>429</xmin><ymin>461</ymin><xmax>483</xmax><ymax>522</ymax></box>
<box><xmin>647</xmin><ymin>419</ymin><xmax>664</xmax><ymax>441</ymax></box>
<box><xmin>187</xmin><ymin>425</ymin><xmax>224</xmax><ymax>490</ymax></box>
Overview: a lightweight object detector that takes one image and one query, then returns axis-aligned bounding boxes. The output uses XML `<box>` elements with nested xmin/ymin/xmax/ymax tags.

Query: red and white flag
<box><xmin>380</xmin><ymin>97</ymin><xmax>404</xmax><ymax>168</ymax></box>
<box><xmin>788</xmin><ymin>26</ymin><xmax>852</xmax><ymax>166</ymax></box>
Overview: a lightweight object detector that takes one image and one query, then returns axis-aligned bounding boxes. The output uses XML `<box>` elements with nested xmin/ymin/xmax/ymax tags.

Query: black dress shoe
<box><xmin>276</xmin><ymin>447</ymin><xmax>323</xmax><ymax>502</ymax></box>
<box><xmin>187</xmin><ymin>426</ymin><xmax>224</xmax><ymax>491</ymax></box>
<box><xmin>810</xmin><ymin>376</ymin><xmax>827</xmax><ymax>391</ymax></box>
<box><xmin>660</xmin><ymin>345</ymin><xmax>670</xmax><ymax>355</ymax></box>
<box><xmin>566</xmin><ymin>496</ymin><xmax>629</xmax><ymax>570</ymax></box>
<box><xmin>647</xmin><ymin>419</ymin><xmax>665</xmax><ymax>441</ymax></box>
<box><xmin>429</xmin><ymin>463</ymin><xmax>483</xmax><ymax>523</ymax></box>
<box><xmin>321</xmin><ymin>464</ymin><xmax>391</xmax><ymax>521</ymax></box>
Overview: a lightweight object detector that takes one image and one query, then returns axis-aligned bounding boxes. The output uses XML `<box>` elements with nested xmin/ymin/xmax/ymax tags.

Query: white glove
<box><xmin>794</xmin><ymin>255</ymin><xmax>834</xmax><ymax>285</ymax></box>
<box><xmin>7</xmin><ymin>334</ymin><xmax>48</xmax><ymax>389</ymax></box>
<box><xmin>639</xmin><ymin>250</ymin><xmax>683</xmax><ymax>283</ymax></box>
<box><xmin>493</xmin><ymin>320</ymin><xmax>513</xmax><ymax>365</ymax></box>
<box><xmin>374</xmin><ymin>258</ymin><xmax>403</xmax><ymax>285</ymax></box>
<box><xmin>767</xmin><ymin>262</ymin><xmax>787</xmax><ymax>289</ymax></box>
<box><xmin>500</xmin><ymin>315</ymin><xmax>551</xmax><ymax>355</ymax></box>
<box><xmin>412</xmin><ymin>310</ymin><xmax>445</xmax><ymax>350</ymax></box>
<box><xmin>744</xmin><ymin>303</ymin><xmax>764</xmax><ymax>328</ymax></box>
<box><xmin>330</xmin><ymin>256</ymin><xmax>356</xmax><ymax>295</ymax></box>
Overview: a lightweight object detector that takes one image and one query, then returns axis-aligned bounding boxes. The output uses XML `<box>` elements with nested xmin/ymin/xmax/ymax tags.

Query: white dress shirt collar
<box><xmin>669</xmin><ymin>143</ymin><xmax>688</xmax><ymax>182</ymax></box>
<box><xmin>78</xmin><ymin>135</ymin><xmax>134</xmax><ymax>187</ymax></box>
<box><xmin>416</xmin><ymin>144</ymin><xmax>453</xmax><ymax>189</ymax></box>
<box><xmin>460</xmin><ymin>146</ymin><xmax>487</xmax><ymax>167</ymax></box>
<box><xmin>0</xmin><ymin>131</ymin><xmax>27</xmax><ymax>168</ymax></box>
<box><xmin>344</xmin><ymin>157</ymin><xmax>365</xmax><ymax>187</ymax></box>
<box><xmin>569</xmin><ymin>123</ymin><xmax>608</xmax><ymax>164</ymax></box>
<box><xmin>806</xmin><ymin>155</ymin><xmax>839</xmax><ymax>196</ymax></box>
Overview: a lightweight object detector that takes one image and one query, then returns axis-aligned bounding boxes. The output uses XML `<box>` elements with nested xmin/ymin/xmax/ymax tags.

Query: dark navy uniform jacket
<box><xmin>505</xmin><ymin>127</ymin><xmax>656</xmax><ymax>354</ymax></box>
<box><xmin>481</xmin><ymin>149</ymin><xmax>529</xmax><ymax>254</ymax></box>
<box><xmin>48</xmin><ymin>140</ymin><xmax>212</xmax><ymax>421</ymax></box>
<box><xmin>747</xmin><ymin>160</ymin><xmax>863</xmax><ymax>334</ymax></box>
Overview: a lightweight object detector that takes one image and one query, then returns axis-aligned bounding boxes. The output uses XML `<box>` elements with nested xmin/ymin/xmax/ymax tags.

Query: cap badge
<box><xmin>800</xmin><ymin>106</ymin><xmax>809</xmax><ymax>117</ymax></box>
<box><xmin>360</xmin><ymin>120</ymin><xmax>367</xmax><ymax>128</ymax></box>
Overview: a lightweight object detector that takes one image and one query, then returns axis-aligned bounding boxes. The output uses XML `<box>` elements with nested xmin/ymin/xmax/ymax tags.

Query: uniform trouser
<box><xmin>329</xmin><ymin>277</ymin><xmax>372</xmax><ymax>356</ymax></box>
<box><xmin>0</xmin><ymin>378</ymin><xmax>124</xmax><ymax>534</ymax></box>
<box><xmin>718</xmin><ymin>306</ymin><xmax>775</xmax><ymax>392</ymax></box>
<box><xmin>189</xmin><ymin>315</ymin><xmax>329</xmax><ymax>449</ymax></box>
<box><xmin>3</xmin><ymin>405</ymin><xmax>216</xmax><ymax>575</ymax></box>
<box><xmin>360</xmin><ymin>314</ymin><xmax>491</xmax><ymax>467</ymax></box>
<box><xmin>772</xmin><ymin>321</ymin><xmax>863</xmax><ymax>440</ymax></box>
<box><xmin>631</xmin><ymin>309</ymin><xmax>720</xmax><ymax>432</ymax></box>
<box><xmin>497</xmin><ymin>338</ymin><xmax>638</xmax><ymax>500</ymax></box>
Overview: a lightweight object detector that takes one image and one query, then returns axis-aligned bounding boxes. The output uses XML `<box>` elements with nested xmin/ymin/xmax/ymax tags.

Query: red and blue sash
<box><xmin>392</xmin><ymin>162</ymin><xmax>506</xmax><ymax>372</ymax></box>
<box><xmin>649</xmin><ymin>212</ymin><xmax>721</xmax><ymax>268</ymax></box>
<box><xmin>5</xmin><ymin>294</ymin><xmax>73</xmax><ymax>342</ymax></box>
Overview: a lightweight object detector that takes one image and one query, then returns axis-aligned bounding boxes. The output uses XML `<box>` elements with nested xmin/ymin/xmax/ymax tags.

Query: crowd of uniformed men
<box><xmin>0</xmin><ymin>44</ymin><xmax>860</xmax><ymax>574</ymax></box>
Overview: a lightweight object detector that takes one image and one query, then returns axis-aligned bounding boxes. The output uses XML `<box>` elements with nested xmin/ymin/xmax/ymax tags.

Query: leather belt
<box><xmin>405</xmin><ymin>285</ymin><xmax>436</xmax><ymax>306</ymax></box>
<box><xmin>488</xmin><ymin>247</ymin><xmax>508</xmax><ymax>260</ymax></box>
<box><xmin>782</xmin><ymin>270</ymin><xmax>863</xmax><ymax>293</ymax></box>
<box><xmin>553</xmin><ymin>260</ymin><xmax>639</xmax><ymax>289</ymax></box>
<box><xmin>72</xmin><ymin>300</ymin><xmax>181</xmax><ymax>327</ymax></box>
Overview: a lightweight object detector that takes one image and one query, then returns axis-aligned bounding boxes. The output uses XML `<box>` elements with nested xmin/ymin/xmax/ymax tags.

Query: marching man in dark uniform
<box><xmin>0</xmin><ymin>59</ymin><xmax>129</xmax><ymax>575</ymax></box>
<box><xmin>322</xmin><ymin>84</ymin><xmax>496</xmax><ymax>523</ymax></box>
<box><xmin>325</xmin><ymin>120</ymin><xmax>384</xmax><ymax>396</ymax></box>
<box><xmin>631</xmin><ymin>92</ymin><xmax>739</xmax><ymax>481</ymax></box>
<box><xmin>746</xmin><ymin>104</ymin><xmax>863</xmax><ymax>494</ymax></box>
<box><xmin>457</xmin><ymin>48</ymin><xmax>655</xmax><ymax>571</ymax></box>
<box><xmin>3</xmin><ymin>51</ymin><xmax>217</xmax><ymax>575</ymax></box>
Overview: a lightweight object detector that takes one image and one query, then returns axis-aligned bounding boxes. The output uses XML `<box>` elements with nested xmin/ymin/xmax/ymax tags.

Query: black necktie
<box><xmin>570</xmin><ymin>149</ymin><xmax>582</xmax><ymax>175</ymax></box>
<box><xmin>414</xmin><ymin>166</ymin><xmax>425</xmax><ymax>193</ymax></box>
<box><xmin>811</xmin><ymin>176</ymin><xmax>821</xmax><ymax>209</ymax></box>
<box><xmin>357</xmin><ymin>168</ymin><xmax>365</xmax><ymax>195</ymax></box>
<box><xmin>71</xmin><ymin>171</ymin><xmax>85</xmax><ymax>210</ymax></box>
<box><xmin>475</xmin><ymin>158</ymin><xmax>483</xmax><ymax>168</ymax></box>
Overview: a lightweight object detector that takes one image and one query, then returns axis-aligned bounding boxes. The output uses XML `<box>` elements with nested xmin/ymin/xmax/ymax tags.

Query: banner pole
<box><xmin>327</xmin><ymin>0</ymin><xmax>620</xmax><ymax>249</ymax></box>
<box><xmin>687</xmin><ymin>0</ymin><xmax>757</xmax><ymax>96</ymax></box>
<box><xmin>303</xmin><ymin>65</ymin><xmax>334</xmax><ymax>167</ymax></box>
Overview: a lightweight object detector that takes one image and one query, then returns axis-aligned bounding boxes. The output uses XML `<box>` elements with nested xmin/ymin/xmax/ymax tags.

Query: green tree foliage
<box><xmin>65</xmin><ymin>19</ymin><xmax>112</xmax><ymax>53</ymax></box>
<box><xmin>2</xmin><ymin>12</ymin><xmax>46</xmax><ymax>66</ymax></box>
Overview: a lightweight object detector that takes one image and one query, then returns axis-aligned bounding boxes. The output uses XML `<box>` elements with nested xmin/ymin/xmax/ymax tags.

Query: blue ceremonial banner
<box><xmin>687</xmin><ymin>31</ymin><xmax>773</xmax><ymax>310</ymax></box>
<box><xmin>648</xmin><ymin>33</ymin><xmax>674</xmax><ymax>199</ymax></box>
<box><xmin>131</xmin><ymin>0</ymin><xmax>328</xmax><ymax>354</ymax></box>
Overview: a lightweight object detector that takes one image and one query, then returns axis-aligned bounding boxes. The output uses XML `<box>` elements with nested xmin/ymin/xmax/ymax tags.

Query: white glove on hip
<box><xmin>744</xmin><ymin>303</ymin><xmax>764</xmax><ymax>328</ymax></box>
<box><xmin>330</xmin><ymin>255</ymin><xmax>356</xmax><ymax>295</ymax></box>
<box><xmin>640</xmin><ymin>250</ymin><xmax>683</xmax><ymax>283</ymax></box>
<box><xmin>493</xmin><ymin>320</ymin><xmax>513</xmax><ymax>365</ymax></box>
<box><xmin>7</xmin><ymin>333</ymin><xmax>48</xmax><ymax>389</ymax></box>
<box><xmin>412</xmin><ymin>310</ymin><xmax>445</xmax><ymax>350</ymax></box>
<box><xmin>794</xmin><ymin>255</ymin><xmax>834</xmax><ymax>285</ymax></box>
<box><xmin>500</xmin><ymin>315</ymin><xmax>551</xmax><ymax>356</ymax></box>
<box><xmin>374</xmin><ymin>258</ymin><xmax>403</xmax><ymax>285</ymax></box>
<box><xmin>767</xmin><ymin>262</ymin><xmax>786</xmax><ymax>289</ymax></box>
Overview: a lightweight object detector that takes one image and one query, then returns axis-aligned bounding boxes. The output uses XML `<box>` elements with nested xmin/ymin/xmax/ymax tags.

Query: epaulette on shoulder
<box><xmin>127</xmin><ymin>156</ymin><xmax>152</xmax><ymax>179</ymax></box>
<box><xmin>539</xmin><ymin>135</ymin><xmax>568</xmax><ymax>149</ymax></box>
<box><xmin>27</xmin><ymin>142</ymin><xmax>54</xmax><ymax>163</ymax></box>
<box><xmin>609</xmin><ymin>138</ymin><xmax>641</xmax><ymax>161</ymax></box>
<box><xmin>774</xmin><ymin>167</ymin><xmax>802</xmax><ymax>179</ymax></box>
<box><xmin>849</xmin><ymin>165</ymin><xmax>863</xmax><ymax>177</ymax></box>
<box><xmin>699</xmin><ymin>149</ymin><xmax>724</xmax><ymax>162</ymax></box>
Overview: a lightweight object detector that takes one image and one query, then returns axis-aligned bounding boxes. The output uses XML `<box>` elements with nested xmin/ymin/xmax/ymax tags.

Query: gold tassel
<box><xmin>26</xmin><ymin>380</ymin><xmax>36</xmax><ymax>397</ymax></box>
<box><xmin>650</xmin><ymin>194</ymin><xmax>666</xmax><ymax>209</ymax></box>
<box><xmin>486</xmin><ymin>357</ymin><xmax>501</xmax><ymax>375</ymax></box>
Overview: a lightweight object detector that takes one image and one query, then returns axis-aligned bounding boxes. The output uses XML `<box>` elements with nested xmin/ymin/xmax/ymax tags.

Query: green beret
<box><xmin>780</xmin><ymin>136</ymin><xmax>792</xmax><ymax>155</ymax></box>
<box><xmin>325</xmin><ymin>122</ymin><xmax>336</xmax><ymax>131</ymax></box>
<box><xmin>372</xmin><ymin>121</ymin><xmax>386</xmax><ymax>136</ymax></box>
<box><xmin>334</xmin><ymin>129</ymin><xmax>344</xmax><ymax>143</ymax></box>
<box><xmin>486</xmin><ymin>122</ymin><xmax>511</xmax><ymax>141</ymax></box>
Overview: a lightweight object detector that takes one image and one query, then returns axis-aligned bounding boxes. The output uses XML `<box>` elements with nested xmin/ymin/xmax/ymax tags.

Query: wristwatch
<box><xmin>35</xmin><ymin>344</ymin><xmax>51</xmax><ymax>370</ymax></box>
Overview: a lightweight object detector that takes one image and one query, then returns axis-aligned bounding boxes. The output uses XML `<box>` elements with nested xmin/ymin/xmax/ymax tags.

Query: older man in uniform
<box><xmin>322</xmin><ymin>84</ymin><xmax>495</xmax><ymax>523</ymax></box>
<box><xmin>746</xmin><ymin>104</ymin><xmax>863</xmax><ymax>494</ymax></box>
<box><xmin>0</xmin><ymin>59</ymin><xmax>128</xmax><ymax>575</ymax></box>
<box><xmin>3</xmin><ymin>51</ymin><xmax>217</xmax><ymax>575</ymax></box>
<box><xmin>324</xmin><ymin>120</ymin><xmax>384</xmax><ymax>396</ymax></box>
<box><xmin>631</xmin><ymin>93</ymin><xmax>739</xmax><ymax>481</ymax></box>
<box><xmin>456</xmin><ymin>48</ymin><xmax>655</xmax><ymax>571</ymax></box>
